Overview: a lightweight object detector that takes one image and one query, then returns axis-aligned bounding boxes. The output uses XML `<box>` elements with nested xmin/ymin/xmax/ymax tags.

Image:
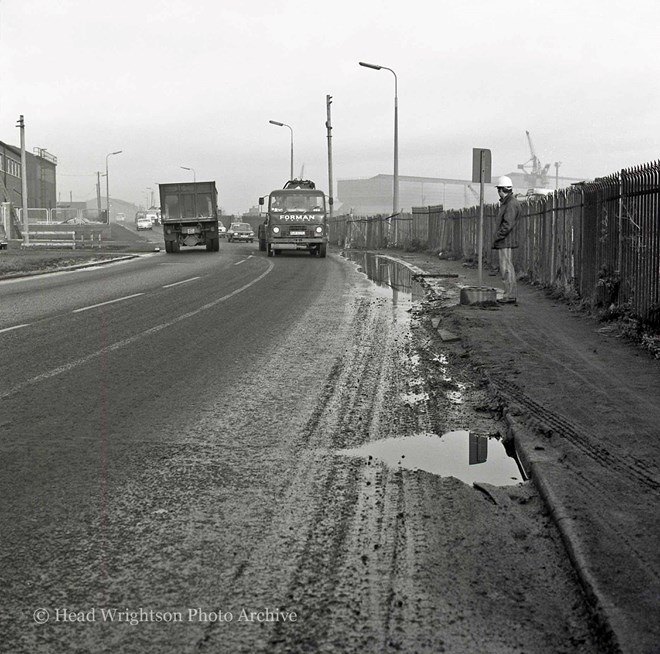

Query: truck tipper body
<box><xmin>258</xmin><ymin>180</ymin><xmax>328</xmax><ymax>257</ymax></box>
<box><xmin>158</xmin><ymin>181</ymin><xmax>220</xmax><ymax>253</ymax></box>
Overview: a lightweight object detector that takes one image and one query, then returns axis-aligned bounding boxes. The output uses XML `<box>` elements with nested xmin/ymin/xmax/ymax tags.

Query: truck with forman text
<box><xmin>258</xmin><ymin>179</ymin><xmax>328</xmax><ymax>257</ymax></box>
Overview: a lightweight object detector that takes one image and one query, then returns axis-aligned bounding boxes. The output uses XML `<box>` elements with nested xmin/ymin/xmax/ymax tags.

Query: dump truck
<box><xmin>258</xmin><ymin>179</ymin><xmax>328</xmax><ymax>257</ymax></box>
<box><xmin>158</xmin><ymin>181</ymin><xmax>220</xmax><ymax>253</ymax></box>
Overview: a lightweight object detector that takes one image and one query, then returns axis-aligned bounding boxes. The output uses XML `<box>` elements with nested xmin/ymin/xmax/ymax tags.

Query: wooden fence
<box><xmin>328</xmin><ymin>160</ymin><xmax>660</xmax><ymax>326</ymax></box>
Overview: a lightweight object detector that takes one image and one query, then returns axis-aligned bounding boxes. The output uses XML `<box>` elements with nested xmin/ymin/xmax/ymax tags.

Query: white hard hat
<box><xmin>495</xmin><ymin>175</ymin><xmax>513</xmax><ymax>189</ymax></box>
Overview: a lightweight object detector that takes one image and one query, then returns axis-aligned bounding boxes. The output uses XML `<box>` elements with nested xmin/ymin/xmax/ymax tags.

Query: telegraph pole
<box><xmin>17</xmin><ymin>115</ymin><xmax>29</xmax><ymax>245</ymax></box>
<box><xmin>96</xmin><ymin>172</ymin><xmax>102</xmax><ymax>217</ymax></box>
<box><xmin>326</xmin><ymin>95</ymin><xmax>334</xmax><ymax>217</ymax></box>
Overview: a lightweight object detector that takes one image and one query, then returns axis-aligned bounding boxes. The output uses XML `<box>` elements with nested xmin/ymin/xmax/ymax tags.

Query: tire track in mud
<box><xmin>488</xmin><ymin>376</ymin><xmax>660</xmax><ymax>493</ymax></box>
<box><xmin>262</xmin><ymin>297</ymin><xmax>420</xmax><ymax>653</ymax></box>
<box><xmin>194</xmin><ymin>295</ymin><xmax>420</xmax><ymax>653</ymax></box>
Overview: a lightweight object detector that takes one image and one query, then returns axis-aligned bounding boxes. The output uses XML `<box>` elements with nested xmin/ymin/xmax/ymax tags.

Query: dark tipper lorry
<box><xmin>158</xmin><ymin>181</ymin><xmax>220</xmax><ymax>253</ymax></box>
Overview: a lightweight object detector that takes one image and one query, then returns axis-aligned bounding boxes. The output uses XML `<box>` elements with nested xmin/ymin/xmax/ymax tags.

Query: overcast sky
<box><xmin>1</xmin><ymin>0</ymin><xmax>658</xmax><ymax>214</ymax></box>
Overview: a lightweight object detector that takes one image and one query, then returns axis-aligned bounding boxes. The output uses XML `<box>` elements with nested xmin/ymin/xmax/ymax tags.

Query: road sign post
<box><xmin>460</xmin><ymin>148</ymin><xmax>497</xmax><ymax>306</ymax></box>
<box><xmin>472</xmin><ymin>148</ymin><xmax>491</xmax><ymax>287</ymax></box>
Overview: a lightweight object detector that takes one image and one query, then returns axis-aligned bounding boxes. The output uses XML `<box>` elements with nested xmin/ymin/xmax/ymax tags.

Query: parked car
<box><xmin>116</xmin><ymin>212</ymin><xmax>126</xmax><ymax>222</ymax></box>
<box><xmin>218</xmin><ymin>222</ymin><xmax>227</xmax><ymax>238</ymax></box>
<box><xmin>227</xmin><ymin>222</ymin><xmax>255</xmax><ymax>243</ymax></box>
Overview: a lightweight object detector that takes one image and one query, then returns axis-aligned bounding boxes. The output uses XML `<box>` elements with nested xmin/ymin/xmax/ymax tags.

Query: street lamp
<box><xmin>269</xmin><ymin>120</ymin><xmax>294</xmax><ymax>181</ymax></box>
<box><xmin>105</xmin><ymin>150</ymin><xmax>122</xmax><ymax>223</ymax></box>
<box><xmin>359</xmin><ymin>61</ymin><xmax>399</xmax><ymax>219</ymax></box>
<box><xmin>180</xmin><ymin>166</ymin><xmax>196</xmax><ymax>183</ymax></box>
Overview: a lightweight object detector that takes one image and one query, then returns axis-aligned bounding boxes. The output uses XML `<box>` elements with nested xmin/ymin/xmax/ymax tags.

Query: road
<box><xmin>0</xmin><ymin>244</ymin><xmax>605</xmax><ymax>653</ymax></box>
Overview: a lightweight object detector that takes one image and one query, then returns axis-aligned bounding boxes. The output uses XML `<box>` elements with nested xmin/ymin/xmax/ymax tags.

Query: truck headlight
<box><xmin>315</xmin><ymin>226</ymin><xmax>323</xmax><ymax>234</ymax></box>
<box><xmin>272</xmin><ymin>226</ymin><xmax>280</xmax><ymax>234</ymax></box>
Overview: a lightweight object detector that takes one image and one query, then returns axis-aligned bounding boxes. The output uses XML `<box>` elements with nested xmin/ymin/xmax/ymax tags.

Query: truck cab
<box><xmin>258</xmin><ymin>183</ymin><xmax>328</xmax><ymax>258</ymax></box>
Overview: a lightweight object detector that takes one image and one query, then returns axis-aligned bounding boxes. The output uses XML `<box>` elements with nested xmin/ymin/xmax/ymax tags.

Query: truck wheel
<box><xmin>267</xmin><ymin>243</ymin><xmax>274</xmax><ymax>257</ymax></box>
<box><xmin>319</xmin><ymin>244</ymin><xmax>327</xmax><ymax>258</ymax></box>
<box><xmin>165</xmin><ymin>240</ymin><xmax>172</xmax><ymax>253</ymax></box>
<box><xmin>259</xmin><ymin>239</ymin><xmax>266</xmax><ymax>252</ymax></box>
<box><xmin>172</xmin><ymin>240</ymin><xmax>180</xmax><ymax>253</ymax></box>
<box><xmin>213</xmin><ymin>238</ymin><xmax>220</xmax><ymax>252</ymax></box>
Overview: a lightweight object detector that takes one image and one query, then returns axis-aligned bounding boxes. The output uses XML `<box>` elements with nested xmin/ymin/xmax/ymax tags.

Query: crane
<box><xmin>517</xmin><ymin>130</ymin><xmax>551</xmax><ymax>188</ymax></box>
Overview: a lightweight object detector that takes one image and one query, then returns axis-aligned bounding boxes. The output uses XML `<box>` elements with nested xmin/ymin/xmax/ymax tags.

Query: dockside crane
<box><xmin>517</xmin><ymin>130</ymin><xmax>551</xmax><ymax>188</ymax></box>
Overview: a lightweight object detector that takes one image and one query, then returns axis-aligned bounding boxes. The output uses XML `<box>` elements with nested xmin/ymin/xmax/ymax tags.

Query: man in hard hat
<box><xmin>493</xmin><ymin>176</ymin><xmax>521</xmax><ymax>304</ymax></box>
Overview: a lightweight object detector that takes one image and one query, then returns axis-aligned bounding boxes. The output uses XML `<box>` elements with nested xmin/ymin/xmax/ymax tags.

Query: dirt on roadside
<box><xmin>389</xmin><ymin>249</ymin><xmax>660</xmax><ymax>653</ymax></box>
<box><xmin>0</xmin><ymin>249</ymin><xmax>137</xmax><ymax>279</ymax></box>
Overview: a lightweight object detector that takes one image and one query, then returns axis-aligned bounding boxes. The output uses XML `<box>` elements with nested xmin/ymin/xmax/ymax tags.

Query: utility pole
<box><xmin>96</xmin><ymin>172</ymin><xmax>102</xmax><ymax>216</ymax></box>
<box><xmin>17</xmin><ymin>115</ymin><xmax>29</xmax><ymax>245</ymax></box>
<box><xmin>326</xmin><ymin>95</ymin><xmax>334</xmax><ymax>218</ymax></box>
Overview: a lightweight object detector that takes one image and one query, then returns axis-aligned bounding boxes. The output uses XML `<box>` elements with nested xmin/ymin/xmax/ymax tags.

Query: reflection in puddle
<box><xmin>343</xmin><ymin>251</ymin><xmax>426</xmax><ymax>306</ymax></box>
<box><xmin>339</xmin><ymin>431</ymin><xmax>522</xmax><ymax>486</ymax></box>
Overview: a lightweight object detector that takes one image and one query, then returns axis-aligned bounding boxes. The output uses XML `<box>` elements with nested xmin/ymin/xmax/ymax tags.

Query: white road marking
<box><xmin>0</xmin><ymin>324</ymin><xmax>30</xmax><ymax>334</ymax></box>
<box><xmin>163</xmin><ymin>277</ymin><xmax>201</xmax><ymax>288</ymax></box>
<box><xmin>73</xmin><ymin>293</ymin><xmax>145</xmax><ymax>313</ymax></box>
<box><xmin>0</xmin><ymin>262</ymin><xmax>275</xmax><ymax>400</ymax></box>
<box><xmin>234</xmin><ymin>255</ymin><xmax>254</xmax><ymax>266</ymax></box>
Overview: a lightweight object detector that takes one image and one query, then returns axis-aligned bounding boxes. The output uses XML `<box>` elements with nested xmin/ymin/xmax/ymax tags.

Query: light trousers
<box><xmin>497</xmin><ymin>248</ymin><xmax>517</xmax><ymax>300</ymax></box>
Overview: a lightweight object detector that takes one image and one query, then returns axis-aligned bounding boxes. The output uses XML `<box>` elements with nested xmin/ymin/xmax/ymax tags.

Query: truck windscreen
<box><xmin>270</xmin><ymin>194</ymin><xmax>325</xmax><ymax>213</ymax></box>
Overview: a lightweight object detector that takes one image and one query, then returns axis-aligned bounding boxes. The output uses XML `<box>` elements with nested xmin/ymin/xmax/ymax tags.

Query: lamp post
<box><xmin>359</xmin><ymin>61</ymin><xmax>398</xmax><ymax>219</ymax></box>
<box><xmin>180</xmin><ymin>166</ymin><xmax>196</xmax><ymax>183</ymax></box>
<box><xmin>105</xmin><ymin>150</ymin><xmax>122</xmax><ymax>223</ymax></box>
<box><xmin>269</xmin><ymin>120</ymin><xmax>294</xmax><ymax>181</ymax></box>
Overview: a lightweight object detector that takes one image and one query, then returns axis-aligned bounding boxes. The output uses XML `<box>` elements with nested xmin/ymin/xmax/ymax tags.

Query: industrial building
<box><xmin>336</xmin><ymin>171</ymin><xmax>586</xmax><ymax>216</ymax></box>
<box><xmin>0</xmin><ymin>140</ymin><xmax>57</xmax><ymax>209</ymax></box>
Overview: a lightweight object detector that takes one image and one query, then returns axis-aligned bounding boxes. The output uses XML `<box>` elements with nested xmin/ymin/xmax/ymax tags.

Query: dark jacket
<box><xmin>493</xmin><ymin>192</ymin><xmax>521</xmax><ymax>249</ymax></box>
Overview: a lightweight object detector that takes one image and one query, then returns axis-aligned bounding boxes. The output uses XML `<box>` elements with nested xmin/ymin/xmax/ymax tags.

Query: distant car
<box><xmin>136</xmin><ymin>213</ymin><xmax>152</xmax><ymax>230</ymax></box>
<box><xmin>218</xmin><ymin>222</ymin><xmax>227</xmax><ymax>238</ymax></box>
<box><xmin>116</xmin><ymin>212</ymin><xmax>126</xmax><ymax>222</ymax></box>
<box><xmin>227</xmin><ymin>222</ymin><xmax>254</xmax><ymax>243</ymax></box>
<box><xmin>145</xmin><ymin>211</ymin><xmax>159</xmax><ymax>225</ymax></box>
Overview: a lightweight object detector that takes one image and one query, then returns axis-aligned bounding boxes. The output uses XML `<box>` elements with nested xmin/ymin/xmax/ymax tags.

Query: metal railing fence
<box><xmin>329</xmin><ymin>159</ymin><xmax>660</xmax><ymax>326</ymax></box>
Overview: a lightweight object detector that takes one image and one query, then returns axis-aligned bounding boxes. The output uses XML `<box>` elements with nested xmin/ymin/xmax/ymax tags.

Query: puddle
<box><xmin>342</xmin><ymin>251</ymin><xmax>426</xmax><ymax>306</ymax></box>
<box><xmin>339</xmin><ymin>430</ymin><xmax>522</xmax><ymax>486</ymax></box>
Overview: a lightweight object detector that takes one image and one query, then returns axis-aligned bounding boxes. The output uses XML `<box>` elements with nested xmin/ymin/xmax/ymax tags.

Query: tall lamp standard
<box><xmin>269</xmin><ymin>120</ymin><xmax>294</xmax><ymax>181</ymax></box>
<box><xmin>359</xmin><ymin>61</ymin><xmax>399</xmax><ymax>219</ymax></box>
<box><xmin>180</xmin><ymin>166</ymin><xmax>196</xmax><ymax>183</ymax></box>
<box><xmin>105</xmin><ymin>150</ymin><xmax>122</xmax><ymax>223</ymax></box>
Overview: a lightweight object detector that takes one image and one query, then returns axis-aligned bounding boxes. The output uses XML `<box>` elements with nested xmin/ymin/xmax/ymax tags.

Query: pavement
<box><xmin>371</xmin><ymin>248</ymin><xmax>660</xmax><ymax>654</ymax></box>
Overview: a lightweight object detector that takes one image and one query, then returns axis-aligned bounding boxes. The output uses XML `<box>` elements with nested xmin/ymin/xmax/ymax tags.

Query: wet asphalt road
<box><xmin>0</xmin><ymin>245</ymin><xmax>602</xmax><ymax>653</ymax></box>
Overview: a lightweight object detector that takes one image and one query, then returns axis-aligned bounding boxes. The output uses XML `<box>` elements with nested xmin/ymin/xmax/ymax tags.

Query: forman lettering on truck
<box><xmin>258</xmin><ymin>179</ymin><xmax>328</xmax><ymax>258</ymax></box>
<box><xmin>158</xmin><ymin>181</ymin><xmax>220</xmax><ymax>253</ymax></box>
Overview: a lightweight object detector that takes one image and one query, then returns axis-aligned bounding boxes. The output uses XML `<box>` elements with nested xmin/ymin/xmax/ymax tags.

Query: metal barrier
<box><xmin>25</xmin><ymin>230</ymin><xmax>76</xmax><ymax>248</ymax></box>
